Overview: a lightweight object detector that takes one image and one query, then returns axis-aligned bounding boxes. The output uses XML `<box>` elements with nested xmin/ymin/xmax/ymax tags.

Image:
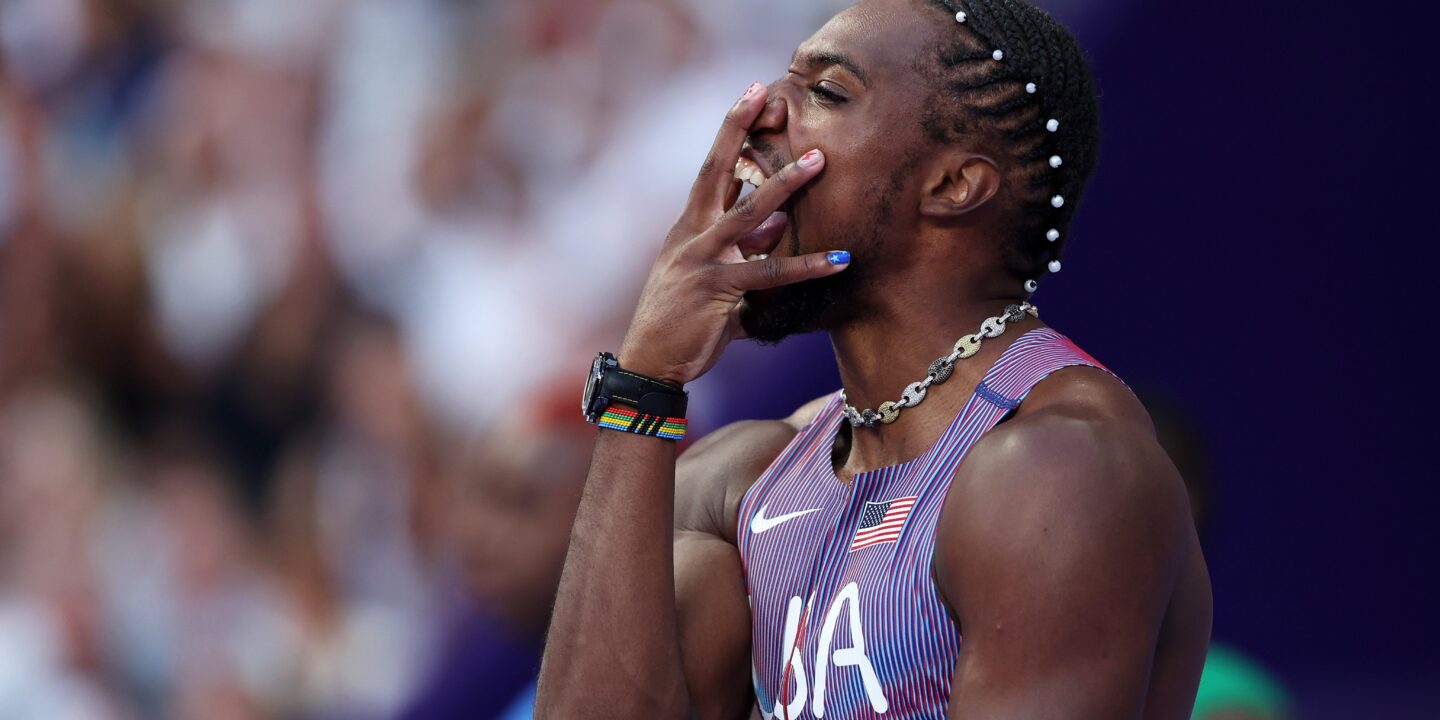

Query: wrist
<box><xmin>616</xmin><ymin>345</ymin><xmax>688</xmax><ymax>387</ymax></box>
<box><xmin>582</xmin><ymin>351</ymin><xmax>690</xmax><ymax>441</ymax></box>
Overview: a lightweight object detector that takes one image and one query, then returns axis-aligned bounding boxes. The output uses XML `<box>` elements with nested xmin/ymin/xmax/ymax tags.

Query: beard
<box><xmin>736</xmin><ymin>138</ymin><xmax>916</xmax><ymax>345</ymax></box>
<box><xmin>737</xmin><ymin>193</ymin><xmax>891</xmax><ymax>345</ymax></box>
<box><xmin>738</xmin><ymin>269</ymin><xmax>858</xmax><ymax>345</ymax></box>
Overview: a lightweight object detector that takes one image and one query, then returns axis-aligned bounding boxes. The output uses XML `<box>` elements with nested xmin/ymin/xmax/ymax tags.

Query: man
<box><xmin>537</xmin><ymin>0</ymin><xmax>1212</xmax><ymax>718</ymax></box>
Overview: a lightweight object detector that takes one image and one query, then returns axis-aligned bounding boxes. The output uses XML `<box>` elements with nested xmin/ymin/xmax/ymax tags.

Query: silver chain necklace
<box><xmin>841</xmin><ymin>302</ymin><xmax>1037</xmax><ymax>428</ymax></box>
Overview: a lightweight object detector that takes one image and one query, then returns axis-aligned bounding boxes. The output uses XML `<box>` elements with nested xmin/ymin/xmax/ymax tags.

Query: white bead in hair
<box><xmin>1026</xmin><ymin>82</ymin><xmax>1037</xmax><ymax>94</ymax></box>
<box><xmin>955</xmin><ymin>10</ymin><xmax>966</xmax><ymax>22</ymax></box>
<box><xmin>992</xmin><ymin>49</ymin><xmax>1005</xmax><ymax>61</ymax></box>
<box><xmin>1046</xmin><ymin>118</ymin><xmax>1059</xmax><ymax>132</ymax></box>
<box><xmin>1048</xmin><ymin>260</ymin><xmax>1062</xmax><ymax>273</ymax></box>
<box><xmin>1024</xmin><ymin>279</ymin><xmax>1039</xmax><ymax>293</ymax></box>
<box><xmin>1051</xmin><ymin>195</ymin><xmax>1065</xmax><ymax>208</ymax></box>
<box><xmin>1049</xmin><ymin>155</ymin><xmax>1063</xmax><ymax>168</ymax></box>
<box><xmin>1046</xmin><ymin>228</ymin><xmax>1060</xmax><ymax>242</ymax></box>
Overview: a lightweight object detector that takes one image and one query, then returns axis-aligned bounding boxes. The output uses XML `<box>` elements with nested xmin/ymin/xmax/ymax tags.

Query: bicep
<box><xmin>675</xmin><ymin>529</ymin><xmax>753</xmax><ymax>720</ymax></box>
<box><xmin>941</xmin><ymin>535</ymin><xmax>1167</xmax><ymax>720</ymax></box>
<box><xmin>672</xmin><ymin>421</ymin><xmax>792</xmax><ymax>720</ymax></box>
<box><xmin>938</xmin><ymin>423</ymin><xmax>1189</xmax><ymax>720</ymax></box>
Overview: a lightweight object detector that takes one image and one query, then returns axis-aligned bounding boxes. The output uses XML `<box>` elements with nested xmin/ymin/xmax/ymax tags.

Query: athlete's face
<box><xmin>739</xmin><ymin>0</ymin><xmax>943</xmax><ymax>342</ymax></box>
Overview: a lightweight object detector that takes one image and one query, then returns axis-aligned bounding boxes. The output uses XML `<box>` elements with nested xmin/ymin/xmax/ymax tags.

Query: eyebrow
<box><xmin>791</xmin><ymin>48</ymin><xmax>871</xmax><ymax>88</ymax></box>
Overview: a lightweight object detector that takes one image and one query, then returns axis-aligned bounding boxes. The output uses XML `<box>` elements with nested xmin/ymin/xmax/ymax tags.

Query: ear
<box><xmin>918</xmin><ymin>153</ymin><xmax>1001</xmax><ymax>218</ymax></box>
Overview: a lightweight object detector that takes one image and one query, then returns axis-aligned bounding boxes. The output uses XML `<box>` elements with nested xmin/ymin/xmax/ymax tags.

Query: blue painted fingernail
<box><xmin>827</xmin><ymin>250</ymin><xmax>851</xmax><ymax>265</ymax></box>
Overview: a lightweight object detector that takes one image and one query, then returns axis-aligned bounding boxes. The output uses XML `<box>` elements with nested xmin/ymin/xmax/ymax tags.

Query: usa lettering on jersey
<box><xmin>756</xmin><ymin>582</ymin><xmax>889</xmax><ymax>719</ymax></box>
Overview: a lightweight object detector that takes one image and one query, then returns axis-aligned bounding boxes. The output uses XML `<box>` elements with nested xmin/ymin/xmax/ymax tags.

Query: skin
<box><xmin>535</xmin><ymin>1</ymin><xmax>1212</xmax><ymax>718</ymax></box>
<box><xmin>453</xmin><ymin>427</ymin><xmax>588</xmax><ymax>636</ymax></box>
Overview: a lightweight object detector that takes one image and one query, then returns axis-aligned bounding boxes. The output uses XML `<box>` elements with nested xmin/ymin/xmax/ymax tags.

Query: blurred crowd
<box><xmin>0</xmin><ymin>0</ymin><xmax>846</xmax><ymax>718</ymax></box>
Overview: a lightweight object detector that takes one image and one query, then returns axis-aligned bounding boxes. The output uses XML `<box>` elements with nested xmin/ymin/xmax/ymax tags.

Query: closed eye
<box><xmin>809</xmin><ymin>83</ymin><xmax>846</xmax><ymax>105</ymax></box>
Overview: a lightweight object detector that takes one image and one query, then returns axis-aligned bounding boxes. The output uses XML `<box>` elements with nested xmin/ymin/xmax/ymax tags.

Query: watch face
<box><xmin>582</xmin><ymin>355</ymin><xmax>603</xmax><ymax>418</ymax></box>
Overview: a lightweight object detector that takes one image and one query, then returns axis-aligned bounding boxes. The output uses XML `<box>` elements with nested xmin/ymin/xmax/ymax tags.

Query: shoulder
<box><xmin>936</xmin><ymin>365</ymin><xmax>1194</xmax><ymax>603</ymax></box>
<box><xmin>952</xmin><ymin>364</ymin><xmax>1189</xmax><ymax>532</ymax></box>
<box><xmin>968</xmin><ymin>365</ymin><xmax>1164</xmax><ymax>484</ymax></box>
<box><xmin>675</xmin><ymin>393</ymin><xmax>836</xmax><ymax>543</ymax></box>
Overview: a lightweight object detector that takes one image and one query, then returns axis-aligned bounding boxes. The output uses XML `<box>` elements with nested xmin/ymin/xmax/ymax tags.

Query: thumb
<box><xmin>728</xmin><ymin>250</ymin><xmax>851</xmax><ymax>291</ymax></box>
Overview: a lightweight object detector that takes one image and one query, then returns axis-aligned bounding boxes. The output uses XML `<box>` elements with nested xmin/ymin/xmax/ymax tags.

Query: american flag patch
<box><xmin>849</xmin><ymin>496</ymin><xmax>919</xmax><ymax>552</ymax></box>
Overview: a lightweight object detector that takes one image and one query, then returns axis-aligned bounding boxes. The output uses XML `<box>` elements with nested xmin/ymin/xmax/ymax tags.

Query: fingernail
<box><xmin>827</xmin><ymin>250</ymin><xmax>850</xmax><ymax>265</ymax></box>
<box><xmin>798</xmin><ymin>149</ymin><xmax>823</xmax><ymax>168</ymax></box>
<box><xmin>743</xmin><ymin>82</ymin><xmax>762</xmax><ymax>99</ymax></box>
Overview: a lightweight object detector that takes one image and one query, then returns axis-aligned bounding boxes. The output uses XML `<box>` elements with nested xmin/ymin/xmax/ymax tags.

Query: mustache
<box><xmin>746</xmin><ymin>136</ymin><xmax>788</xmax><ymax>173</ymax></box>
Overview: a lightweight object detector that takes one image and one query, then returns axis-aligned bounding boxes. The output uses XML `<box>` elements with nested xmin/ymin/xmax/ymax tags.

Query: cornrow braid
<box><xmin>918</xmin><ymin>0</ymin><xmax>1100</xmax><ymax>293</ymax></box>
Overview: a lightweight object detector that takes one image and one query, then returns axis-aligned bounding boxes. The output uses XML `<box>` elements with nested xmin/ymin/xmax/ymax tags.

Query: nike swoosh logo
<box><xmin>750</xmin><ymin>504</ymin><xmax>822</xmax><ymax>534</ymax></box>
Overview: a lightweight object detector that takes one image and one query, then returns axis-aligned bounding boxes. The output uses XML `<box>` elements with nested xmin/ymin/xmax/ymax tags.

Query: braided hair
<box><xmin>917</xmin><ymin>0</ymin><xmax>1100</xmax><ymax>291</ymax></box>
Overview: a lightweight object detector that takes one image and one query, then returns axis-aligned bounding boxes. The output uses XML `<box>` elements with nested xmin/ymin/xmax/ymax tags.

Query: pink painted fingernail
<box><xmin>798</xmin><ymin>149</ymin><xmax>823</xmax><ymax>168</ymax></box>
<box><xmin>743</xmin><ymin>82</ymin><xmax>762</xmax><ymax>99</ymax></box>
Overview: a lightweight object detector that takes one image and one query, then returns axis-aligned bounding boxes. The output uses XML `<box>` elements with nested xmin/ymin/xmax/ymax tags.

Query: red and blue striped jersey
<box><xmin>736</xmin><ymin>328</ymin><xmax>1112</xmax><ymax>719</ymax></box>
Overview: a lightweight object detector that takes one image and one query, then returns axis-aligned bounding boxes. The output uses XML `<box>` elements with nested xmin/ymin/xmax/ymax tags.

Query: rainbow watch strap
<box><xmin>596</xmin><ymin>405</ymin><xmax>687</xmax><ymax>441</ymax></box>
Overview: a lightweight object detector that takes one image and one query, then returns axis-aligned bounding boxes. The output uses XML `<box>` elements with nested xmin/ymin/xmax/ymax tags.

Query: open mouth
<box><xmin>733</xmin><ymin>154</ymin><xmax>770</xmax><ymax>189</ymax></box>
<box><xmin>734</xmin><ymin>153</ymin><xmax>779</xmax><ymax>261</ymax></box>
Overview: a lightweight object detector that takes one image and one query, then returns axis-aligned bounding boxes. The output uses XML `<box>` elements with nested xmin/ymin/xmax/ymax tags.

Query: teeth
<box><xmin>746</xmin><ymin>253</ymin><xmax>769</xmax><ymax>262</ymax></box>
<box><xmin>734</xmin><ymin>158</ymin><xmax>768</xmax><ymax>187</ymax></box>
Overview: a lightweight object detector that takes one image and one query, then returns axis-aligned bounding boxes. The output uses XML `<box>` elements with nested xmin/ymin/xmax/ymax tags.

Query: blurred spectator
<box><xmin>1189</xmin><ymin>645</ymin><xmax>1294</xmax><ymax>720</ymax></box>
<box><xmin>401</xmin><ymin>397</ymin><xmax>591</xmax><ymax>719</ymax></box>
<box><xmin>0</xmin><ymin>385</ymin><xmax>125</xmax><ymax>719</ymax></box>
<box><xmin>263</xmin><ymin>437</ymin><xmax>425</xmax><ymax>720</ymax></box>
<box><xmin>1142</xmin><ymin>390</ymin><xmax>1295</xmax><ymax>720</ymax></box>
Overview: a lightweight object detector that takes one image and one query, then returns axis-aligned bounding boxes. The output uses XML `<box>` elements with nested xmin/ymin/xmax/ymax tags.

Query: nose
<box><xmin>750</xmin><ymin>85</ymin><xmax>789</xmax><ymax>137</ymax></box>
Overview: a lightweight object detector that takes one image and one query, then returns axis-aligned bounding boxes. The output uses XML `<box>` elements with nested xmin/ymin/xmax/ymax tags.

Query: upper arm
<box><xmin>672</xmin><ymin>420</ymin><xmax>798</xmax><ymax>720</ymax></box>
<box><xmin>934</xmin><ymin>413</ymin><xmax>1193</xmax><ymax>720</ymax></box>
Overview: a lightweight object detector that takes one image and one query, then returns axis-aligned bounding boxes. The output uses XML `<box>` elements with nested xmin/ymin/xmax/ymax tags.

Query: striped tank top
<box><xmin>737</xmin><ymin>328</ymin><xmax>1111</xmax><ymax>719</ymax></box>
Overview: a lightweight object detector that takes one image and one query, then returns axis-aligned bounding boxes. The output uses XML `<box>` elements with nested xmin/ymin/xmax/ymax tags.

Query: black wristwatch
<box><xmin>581</xmin><ymin>352</ymin><xmax>688</xmax><ymax>422</ymax></box>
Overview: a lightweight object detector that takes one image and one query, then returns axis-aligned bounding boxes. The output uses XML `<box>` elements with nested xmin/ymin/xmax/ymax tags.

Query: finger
<box><xmin>723</xmin><ymin>176</ymin><xmax>743</xmax><ymax>210</ymax></box>
<box><xmin>687</xmin><ymin>83</ymin><xmax>767</xmax><ymax>215</ymax></box>
<box><xmin>704</xmin><ymin>149</ymin><xmax>824</xmax><ymax>249</ymax></box>
<box><xmin>726</xmin><ymin>249</ymin><xmax>850</xmax><ymax>292</ymax></box>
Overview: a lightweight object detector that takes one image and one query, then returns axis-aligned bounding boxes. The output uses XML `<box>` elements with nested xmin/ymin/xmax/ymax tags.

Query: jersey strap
<box><xmin>912</xmin><ymin>327</ymin><xmax>1120</xmax><ymax>499</ymax></box>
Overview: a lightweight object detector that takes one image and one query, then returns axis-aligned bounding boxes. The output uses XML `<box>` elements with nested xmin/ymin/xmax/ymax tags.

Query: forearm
<box><xmin>535</xmin><ymin>79</ymin><xmax>837</xmax><ymax>718</ymax></box>
<box><xmin>535</xmin><ymin>427</ymin><xmax>690</xmax><ymax>719</ymax></box>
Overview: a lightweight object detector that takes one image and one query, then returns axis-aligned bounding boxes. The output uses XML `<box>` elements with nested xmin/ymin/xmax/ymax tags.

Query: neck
<box><xmin>828</xmin><ymin>285</ymin><xmax>1039</xmax><ymax>476</ymax></box>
